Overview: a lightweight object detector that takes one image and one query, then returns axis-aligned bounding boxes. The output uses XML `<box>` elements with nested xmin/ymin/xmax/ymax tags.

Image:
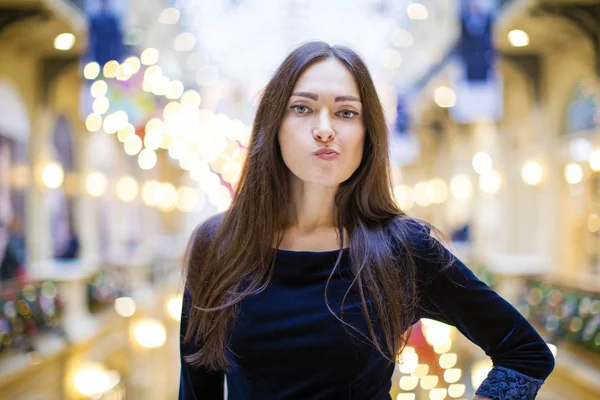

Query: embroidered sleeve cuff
<box><xmin>475</xmin><ymin>366</ymin><xmax>545</xmax><ymax>400</ymax></box>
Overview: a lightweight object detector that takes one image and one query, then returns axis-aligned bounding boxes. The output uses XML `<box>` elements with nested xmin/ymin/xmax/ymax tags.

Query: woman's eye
<box><xmin>291</xmin><ymin>105</ymin><xmax>310</xmax><ymax>114</ymax></box>
<box><xmin>339</xmin><ymin>110</ymin><xmax>358</xmax><ymax>119</ymax></box>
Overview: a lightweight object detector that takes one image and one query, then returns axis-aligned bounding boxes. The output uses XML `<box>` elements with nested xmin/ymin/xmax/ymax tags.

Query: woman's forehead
<box><xmin>292</xmin><ymin>59</ymin><xmax>360</xmax><ymax>97</ymax></box>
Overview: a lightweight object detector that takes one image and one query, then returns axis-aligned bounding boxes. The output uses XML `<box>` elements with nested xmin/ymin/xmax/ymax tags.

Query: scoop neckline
<box><xmin>274</xmin><ymin>247</ymin><xmax>350</xmax><ymax>255</ymax></box>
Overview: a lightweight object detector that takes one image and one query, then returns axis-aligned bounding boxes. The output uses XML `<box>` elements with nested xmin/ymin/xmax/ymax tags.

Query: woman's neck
<box><xmin>287</xmin><ymin>177</ymin><xmax>338</xmax><ymax>232</ymax></box>
<box><xmin>276</xmin><ymin>226</ymin><xmax>349</xmax><ymax>252</ymax></box>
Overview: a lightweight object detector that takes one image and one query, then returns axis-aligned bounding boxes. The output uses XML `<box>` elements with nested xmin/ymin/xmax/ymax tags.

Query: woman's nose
<box><xmin>313</xmin><ymin>108</ymin><xmax>335</xmax><ymax>142</ymax></box>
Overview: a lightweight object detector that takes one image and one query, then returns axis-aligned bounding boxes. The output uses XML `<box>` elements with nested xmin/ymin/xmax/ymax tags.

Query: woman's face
<box><xmin>278</xmin><ymin>58</ymin><xmax>365</xmax><ymax>187</ymax></box>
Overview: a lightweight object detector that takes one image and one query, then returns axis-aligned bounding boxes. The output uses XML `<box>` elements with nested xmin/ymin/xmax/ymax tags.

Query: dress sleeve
<box><xmin>409</xmin><ymin>223</ymin><xmax>555</xmax><ymax>400</ymax></box>
<box><xmin>179</xmin><ymin>289</ymin><xmax>225</xmax><ymax>400</ymax></box>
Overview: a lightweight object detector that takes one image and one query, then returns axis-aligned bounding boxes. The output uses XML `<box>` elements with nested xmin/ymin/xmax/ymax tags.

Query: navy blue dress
<box><xmin>179</xmin><ymin>224</ymin><xmax>554</xmax><ymax>399</ymax></box>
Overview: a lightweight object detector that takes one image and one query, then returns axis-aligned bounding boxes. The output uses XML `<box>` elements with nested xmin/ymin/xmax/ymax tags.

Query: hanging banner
<box><xmin>450</xmin><ymin>0</ymin><xmax>503</xmax><ymax>123</ymax></box>
<box><xmin>86</xmin><ymin>0</ymin><xmax>126</xmax><ymax>65</ymax></box>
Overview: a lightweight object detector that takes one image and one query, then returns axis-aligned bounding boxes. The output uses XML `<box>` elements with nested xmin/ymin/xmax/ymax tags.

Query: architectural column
<box><xmin>28</xmin><ymin>106</ymin><xmax>55</xmax><ymax>267</ymax></box>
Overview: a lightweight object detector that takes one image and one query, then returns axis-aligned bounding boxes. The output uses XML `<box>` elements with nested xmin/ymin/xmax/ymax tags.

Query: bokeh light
<box><xmin>141</xmin><ymin>48</ymin><xmax>159</xmax><ymax>65</ymax></box>
<box><xmin>103</xmin><ymin>60</ymin><xmax>119</xmax><ymax>78</ymax></box>
<box><xmin>450</xmin><ymin>175</ymin><xmax>472</xmax><ymax>201</ymax></box>
<box><xmin>54</xmin><ymin>33</ymin><xmax>75</xmax><ymax>51</ymax></box>
<box><xmin>41</xmin><ymin>163</ymin><xmax>64</xmax><ymax>189</ymax></box>
<box><xmin>138</xmin><ymin>149</ymin><xmax>158</xmax><ymax>170</ymax></box>
<box><xmin>471</xmin><ymin>359</ymin><xmax>493</xmax><ymax>391</ymax></box>
<box><xmin>85</xmin><ymin>171</ymin><xmax>108</xmax><ymax>197</ymax></box>
<box><xmin>132</xmin><ymin>319</ymin><xmax>167</xmax><ymax>349</ymax></box>
<box><xmin>72</xmin><ymin>363</ymin><xmax>120</xmax><ymax>397</ymax></box>
<box><xmin>167</xmin><ymin>296</ymin><xmax>183</xmax><ymax>321</ymax></box>
<box><xmin>564</xmin><ymin>163</ymin><xmax>583</xmax><ymax>184</ymax></box>
<box><xmin>116</xmin><ymin>176</ymin><xmax>139</xmax><ymax>202</ymax></box>
<box><xmin>407</xmin><ymin>3</ymin><xmax>428</xmax><ymax>20</ymax></box>
<box><xmin>114</xmin><ymin>297</ymin><xmax>136</xmax><ymax>318</ymax></box>
<box><xmin>86</xmin><ymin>113</ymin><xmax>103</xmax><ymax>132</ymax></box>
<box><xmin>479</xmin><ymin>170</ymin><xmax>501</xmax><ymax>195</ymax></box>
<box><xmin>159</xmin><ymin>7</ymin><xmax>180</xmax><ymax>25</ymax></box>
<box><xmin>124</xmin><ymin>135</ymin><xmax>143</xmax><ymax>155</ymax></box>
<box><xmin>589</xmin><ymin>148</ymin><xmax>600</xmax><ymax>171</ymax></box>
<box><xmin>434</xmin><ymin>86</ymin><xmax>456</xmax><ymax>108</ymax></box>
<box><xmin>83</xmin><ymin>62</ymin><xmax>101</xmax><ymax>80</ymax></box>
<box><xmin>508</xmin><ymin>29</ymin><xmax>530</xmax><ymax>47</ymax></box>
<box><xmin>521</xmin><ymin>161</ymin><xmax>544</xmax><ymax>186</ymax></box>
<box><xmin>472</xmin><ymin>152</ymin><xmax>492</xmax><ymax>176</ymax></box>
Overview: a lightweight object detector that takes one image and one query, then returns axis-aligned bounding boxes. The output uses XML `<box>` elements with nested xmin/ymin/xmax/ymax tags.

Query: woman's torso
<box><xmin>225</xmin><ymin>248</ymin><xmax>396</xmax><ymax>400</ymax></box>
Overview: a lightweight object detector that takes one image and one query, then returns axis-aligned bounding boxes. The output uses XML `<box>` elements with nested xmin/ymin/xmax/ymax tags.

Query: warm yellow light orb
<box><xmin>85</xmin><ymin>171</ymin><xmax>108</xmax><ymax>197</ymax></box>
<box><xmin>564</xmin><ymin>163</ymin><xmax>583</xmax><ymax>184</ymax></box>
<box><xmin>132</xmin><ymin>319</ymin><xmax>166</xmax><ymax>348</ymax></box>
<box><xmin>116</xmin><ymin>176</ymin><xmax>139</xmax><ymax>202</ymax></box>
<box><xmin>141</xmin><ymin>48</ymin><xmax>159</xmax><ymax>65</ymax></box>
<box><xmin>138</xmin><ymin>149</ymin><xmax>157</xmax><ymax>170</ymax></box>
<box><xmin>83</xmin><ymin>62</ymin><xmax>100</xmax><ymax>80</ymax></box>
<box><xmin>521</xmin><ymin>161</ymin><xmax>543</xmax><ymax>186</ymax></box>
<box><xmin>41</xmin><ymin>163</ymin><xmax>64</xmax><ymax>189</ymax></box>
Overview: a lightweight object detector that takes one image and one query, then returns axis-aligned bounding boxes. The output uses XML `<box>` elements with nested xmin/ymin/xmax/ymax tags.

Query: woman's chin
<box><xmin>290</xmin><ymin>170</ymin><xmax>349</xmax><ymax>187</ymax></box>
<box><xmin>305</xmin><ymin>177</ymin><xmax>345</xmax><ymax>187</ymax></box>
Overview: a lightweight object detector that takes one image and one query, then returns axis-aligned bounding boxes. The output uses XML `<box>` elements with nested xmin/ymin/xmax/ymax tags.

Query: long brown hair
<box><xmin>182</xmin><ymin>41</ymin><xmax>449</xmax><ymax>372</ymax></box>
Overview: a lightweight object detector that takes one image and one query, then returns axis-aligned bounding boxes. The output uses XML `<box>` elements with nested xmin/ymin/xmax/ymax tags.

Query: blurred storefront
<box><xmin>397</xmin><ymin>0</ymin><xmax>600</xmax><ymax>399</ymax></box>
<box><xmin>0</xmin><ymin>0</ymin><xmax>184</xmax><ymax>398</ymax></box>
<box><xmin>494</xmin><ymin>1</ymin><xmax>600</xmax><ymax>398</ymax></box>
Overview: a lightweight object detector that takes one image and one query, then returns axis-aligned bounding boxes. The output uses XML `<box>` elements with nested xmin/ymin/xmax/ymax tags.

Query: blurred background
<box><xmin>0</xmin><ymin>0</ymin><xmax>599</xmax><ymax>399</ymax></box>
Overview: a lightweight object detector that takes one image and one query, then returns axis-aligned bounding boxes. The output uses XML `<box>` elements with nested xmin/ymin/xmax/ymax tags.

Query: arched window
<box><xmin>563</xmin><ymin>79</ymin><xmax>600</xmax><ymax>277</ymax></box>
<box><xmin>564</xmin><ymin>79</ymin><xmax>598</xmax><ymax>136</ymax></box>
<box><xmin>49</xmin><ymin>115</ymin><xmax>78</xmax><ymax>260</ymax></box>
<box><xmin>0</xmin><ymin>80</ymin><xmax>29</xmax><ymax>281</ymax></box>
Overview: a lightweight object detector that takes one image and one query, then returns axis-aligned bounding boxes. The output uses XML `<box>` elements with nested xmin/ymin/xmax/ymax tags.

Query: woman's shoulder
<box><xmin>387</xmin><ymin>215</ymin><xmax>453</xmax><ymax>271</ymax></box>
<box><xmin>386</xmin><ymin>215</ymin><xmax>433</xmax><ymax>248</ymax></box>
<box><xmin>190</xmin><ymin>212</ymin><xmax>227</xmax><ymax>244</ymax></box>
<box><xmin>184</xmin><ymin>212</ymin><xmax>227</xmax><ymax>273</ymax></box>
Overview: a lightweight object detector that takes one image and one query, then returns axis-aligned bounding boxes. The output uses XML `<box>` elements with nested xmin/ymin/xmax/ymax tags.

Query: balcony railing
<box><xmin>65</xmin><ymin>0</ymin><xmax>84</xmax><ymax>13</ymax></box>
<box><xmin>499</xmin><ymin>0</ymin><xmax>515</xmax><ymax>9</ymax></box>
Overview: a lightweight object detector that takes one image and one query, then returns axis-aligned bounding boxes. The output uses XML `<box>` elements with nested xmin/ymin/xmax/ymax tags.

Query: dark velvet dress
<box><xmin>179</xmin><ymin>223</ymin><xmax>554</xmax><ymax>399</ymax></box>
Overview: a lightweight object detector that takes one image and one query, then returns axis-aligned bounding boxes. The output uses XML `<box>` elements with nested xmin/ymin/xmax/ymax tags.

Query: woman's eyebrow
<box><xmin>291</xmin><ymin>91</ymin><xmax>361</xmax><ymax>103</ymax></box>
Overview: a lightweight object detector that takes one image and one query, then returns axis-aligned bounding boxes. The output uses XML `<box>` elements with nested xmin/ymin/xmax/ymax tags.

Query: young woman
<box><xmin>179</xmin><ymin>41</ymin><xmax>554</xmax><ymax>400</ymax></box>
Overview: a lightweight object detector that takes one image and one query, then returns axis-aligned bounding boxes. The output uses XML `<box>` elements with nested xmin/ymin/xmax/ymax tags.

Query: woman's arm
<box><xmin>409</xmin><ymin>223</ymin><xmax>555</xmax><ymax>400</ymax></box>
<box><xmin>179</xmin><ymin>289</ymin><xmax>225</xmax><ymax>400</ymax></box>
